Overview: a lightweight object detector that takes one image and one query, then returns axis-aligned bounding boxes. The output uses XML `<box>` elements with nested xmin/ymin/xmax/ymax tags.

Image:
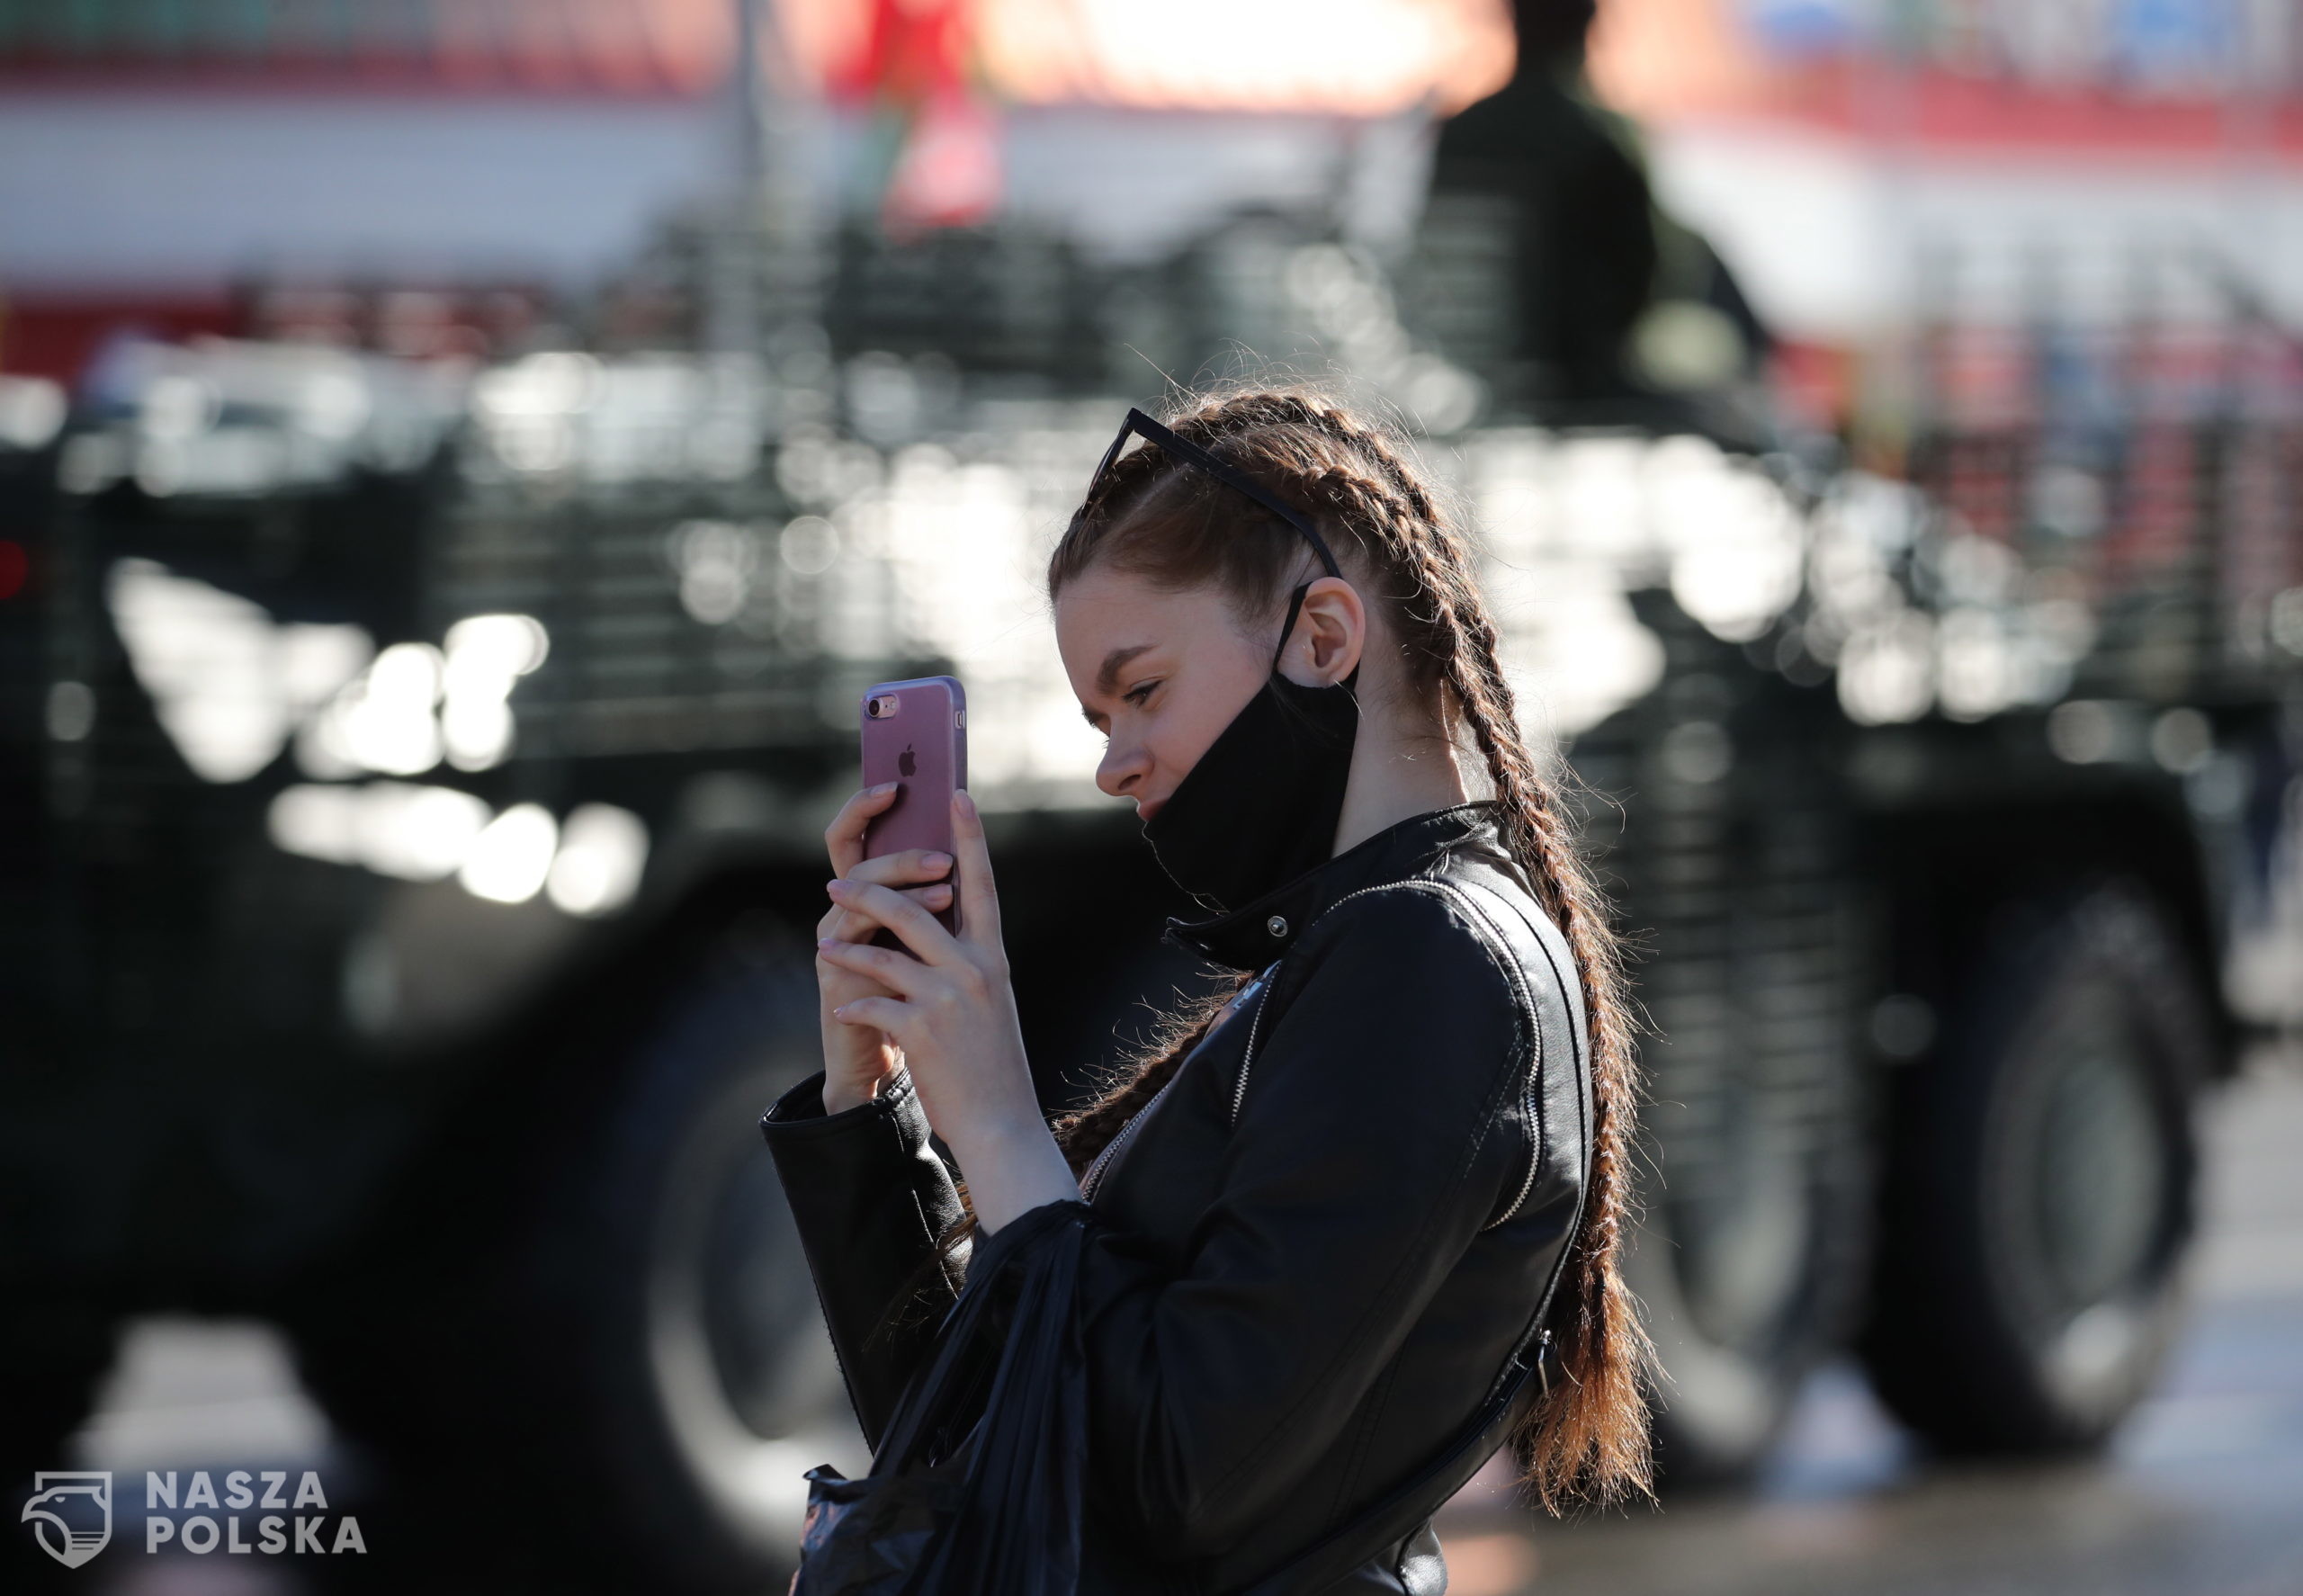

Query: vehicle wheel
<box><xmin>291</xmin><ymin>923</ymin><xmax>864</xmax><ymax>1592</ymax></box>
<box><xmin>1859</xmin><ymin>881</ymin><xmax>2213</xmax><ymax>1455</ymax></box>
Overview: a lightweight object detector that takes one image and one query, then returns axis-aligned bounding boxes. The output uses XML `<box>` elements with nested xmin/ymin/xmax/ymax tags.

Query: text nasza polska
<box><xmin>144</xmin><ymin>1471</ymin><xmax>364</xmax><ymax>1555</ymax></box>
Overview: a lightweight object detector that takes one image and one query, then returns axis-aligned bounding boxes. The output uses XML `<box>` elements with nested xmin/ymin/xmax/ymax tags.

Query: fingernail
<box><xmin>872</xmin><ymin>781</ymin><xmax>899</xmax><ymax>794</ymax></box>
<box><xmin>816</xmin><ymin>936</ymin><xmax>838</xmax><ymax>949</ymax></box>
<box><xmin>825</xmin><ymin>879</ymin><xmax>847</xmax><ymax>895</ymax></box>
<box><xmin>924</xmin><ymin>852</ymin><xmax>952</xmax><ymax>868</ymax></box>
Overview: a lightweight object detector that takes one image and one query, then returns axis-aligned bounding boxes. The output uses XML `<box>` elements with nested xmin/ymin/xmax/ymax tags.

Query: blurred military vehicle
<box><xmin>5</xmin><ymin>205</ymin><xmax>2292</xmax><ymax>1588</ymax></box>
<box><xmin>5</xmin><ymin>13</ymin><xmax>2300</xmax><ymax>1592</ymax></box>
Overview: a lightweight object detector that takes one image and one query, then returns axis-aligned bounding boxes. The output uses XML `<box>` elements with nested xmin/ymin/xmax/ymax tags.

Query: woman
<box><xmin>761</xmin><ymin>390</ymin><xmax>1651</xmax><ymax>1592</ymax></box>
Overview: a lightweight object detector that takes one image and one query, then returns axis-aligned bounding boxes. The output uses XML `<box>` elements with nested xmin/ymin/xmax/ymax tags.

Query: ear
<box><xmin>1277</xmin><ymin>576</ymin><xmax>1364</xmax><ymax>686</ymax></box>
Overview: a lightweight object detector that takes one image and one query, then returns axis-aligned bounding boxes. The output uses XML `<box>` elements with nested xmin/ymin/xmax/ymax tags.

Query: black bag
<box><xmin>790</xmin><ymin>1197</ymin><xmax>1095</xmax><ymax>1596</ymax></box>
<box><xmin>791</xmin><ymin>1195</ymin><xmax>1555</xmax><ymax>1596</ymax></box>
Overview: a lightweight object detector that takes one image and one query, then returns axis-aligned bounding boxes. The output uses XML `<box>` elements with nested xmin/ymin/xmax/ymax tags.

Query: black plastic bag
<box><xmin>791</xmin><ymin>1197</ymin><xmax>1095</xmax><ymax>1596</ymax></box>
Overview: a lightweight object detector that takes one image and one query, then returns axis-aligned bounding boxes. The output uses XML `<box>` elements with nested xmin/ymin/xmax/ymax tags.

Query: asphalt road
<box><xmin>1436</xmin><ymin>1039</ymin><xmax>2303</xmax><ymax>1596</ymax></box>
<box><xmin>40</xmin><ymin>1044</ymin><xmax>2303</xmax><ymax>1595</ymax></box>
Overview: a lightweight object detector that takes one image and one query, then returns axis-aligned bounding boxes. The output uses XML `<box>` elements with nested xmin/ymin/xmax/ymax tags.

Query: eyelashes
<box><xmin>1093</xmin><ymin>680</ymin><xmax>1161</xmax><ymax>741</ymax></box>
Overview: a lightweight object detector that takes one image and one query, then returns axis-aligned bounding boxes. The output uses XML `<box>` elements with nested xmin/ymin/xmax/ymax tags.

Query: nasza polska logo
<box><xmin>20</xmin><ymin>1474</ymin><xmax>110</xmax><ymax>1568</ymax></box>
<box><xmin>19</xmin><ymin>1470</ymin><xmax>364</xmax><ymax>1566</ymax></box>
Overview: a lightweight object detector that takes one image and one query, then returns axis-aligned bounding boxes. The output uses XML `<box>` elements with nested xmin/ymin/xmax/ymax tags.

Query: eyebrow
<box><xmin>1080</xmin><ymin>643</ymin><xmax>1157</xmax><ymax>725</ymax></box>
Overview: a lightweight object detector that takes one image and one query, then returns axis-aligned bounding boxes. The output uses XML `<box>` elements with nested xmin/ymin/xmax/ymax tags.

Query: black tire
<box><xmin>1859</xmin><ymin>881</ymin><xmax>2213</xmax><ymax>1455</ymax></box>
<box><xmin>291</xmin><ymin>924</ymin><xmax>864</xmax><ymax>1592</ymax></box>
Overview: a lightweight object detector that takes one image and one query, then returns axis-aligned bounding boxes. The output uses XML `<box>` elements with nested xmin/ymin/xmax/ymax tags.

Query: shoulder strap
<box><xmin>1230</xmin><ymin>870</ymin><xmax>1591</xmax><ymax>1592</ymax></box>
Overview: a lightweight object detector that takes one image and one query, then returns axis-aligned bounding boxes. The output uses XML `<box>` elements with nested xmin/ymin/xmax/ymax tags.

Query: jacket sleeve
<box><xmin>1071</xmin><ymin>883</ymin><xmax>1534</xmax><ymax>1559</ymax></box>
<box><xmin>758</xmin><ymin>1065</ymin><xmax>968</xmax><ymax>1448</ymax></box>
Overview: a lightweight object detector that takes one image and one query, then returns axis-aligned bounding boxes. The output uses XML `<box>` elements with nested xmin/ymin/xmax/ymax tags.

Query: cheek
<box><xmin>1138</xmin><ymin>718</ymin><xmax>1190</xmax><ymax>784</ymax></box>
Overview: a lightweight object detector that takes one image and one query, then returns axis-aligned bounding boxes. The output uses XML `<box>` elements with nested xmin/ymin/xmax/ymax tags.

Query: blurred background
<box><xmin>2</xmin><ymin>1</ymin><xmax>2299</xmax><ymax>1592</ymax></box>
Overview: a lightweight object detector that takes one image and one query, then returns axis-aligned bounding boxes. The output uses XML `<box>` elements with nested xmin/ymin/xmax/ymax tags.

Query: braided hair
<box><xmin>936</xmin><ymin>387</ymin><xmax>1653</xmax><ymax>1509</ymax></box>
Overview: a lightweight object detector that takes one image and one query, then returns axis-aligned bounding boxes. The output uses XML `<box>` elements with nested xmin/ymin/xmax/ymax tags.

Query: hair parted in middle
<box><xmin>919</xmin><ymin>384</ymin><xmax>1654</xmax><ymax>1511</ymax></box>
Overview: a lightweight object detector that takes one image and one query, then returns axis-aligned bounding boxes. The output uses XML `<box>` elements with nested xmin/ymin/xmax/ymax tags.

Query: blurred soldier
<box><xmin>1428</xmin><ymin>0</ymin><xmax>1769</xmax><ymax>411</ymax></box>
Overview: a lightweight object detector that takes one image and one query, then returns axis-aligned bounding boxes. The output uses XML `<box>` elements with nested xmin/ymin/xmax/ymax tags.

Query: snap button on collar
<box><xmin>1266</xmin><ymin>915</ymin><xmax>1288</xmax><ymax>937</ymax></box>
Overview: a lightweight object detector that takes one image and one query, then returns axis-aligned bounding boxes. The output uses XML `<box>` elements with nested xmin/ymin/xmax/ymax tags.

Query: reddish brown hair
<box><xmin>945</xmin><ymin>388</ymin><xmax>1653</xmax><ymax>1510</ymax></box>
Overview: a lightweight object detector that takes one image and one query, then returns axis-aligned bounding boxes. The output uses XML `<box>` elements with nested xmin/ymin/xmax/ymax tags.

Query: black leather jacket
<box><xmin>761</xmin><ymin>801</ymin><xmax>1592</xmax><ymax>1593</ymax></box>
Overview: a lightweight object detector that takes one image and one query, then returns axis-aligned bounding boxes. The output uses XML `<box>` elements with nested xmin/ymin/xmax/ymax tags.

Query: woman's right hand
<box><xmin>817</xmin><ymin>781</ymin><xmax>954</xmax><ymax>1114</ymax></box>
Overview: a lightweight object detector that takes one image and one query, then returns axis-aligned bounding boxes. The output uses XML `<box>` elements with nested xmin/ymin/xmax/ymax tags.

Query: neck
<box><xmin>1331</xmin><ymin>698</ymin><xmax>1474</xmax><ymax>856</ymax></box>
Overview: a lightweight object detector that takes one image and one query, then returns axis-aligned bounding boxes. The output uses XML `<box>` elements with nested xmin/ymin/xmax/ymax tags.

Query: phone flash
<box><xmin>866</xmin><ymin>694</ymin><xmax>900</xmax><ymax>719</ymax></box>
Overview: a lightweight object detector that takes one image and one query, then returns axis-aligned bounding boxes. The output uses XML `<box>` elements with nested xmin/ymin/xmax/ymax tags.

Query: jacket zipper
<box><xmin>1228</xmin><ymin>884</ymin><xmax>1402</xmax><ymax>1128</ymax></box>
<box><xmin>1081</xmin><ymin>966</ymin><xmax>1274</xmax><ymax>1200</ymax></box>
<box><xmin>1078</xmin><ymin>1073</ymin><xmax>1171</xmax><ymax>1199</ymax></box>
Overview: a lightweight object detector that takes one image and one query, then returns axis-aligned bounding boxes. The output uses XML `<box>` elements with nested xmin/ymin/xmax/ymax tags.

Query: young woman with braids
<box><xmin>761</xmin><ymin>390</ymin><xmax>1652</xmax><ymax>1592</ymax></box>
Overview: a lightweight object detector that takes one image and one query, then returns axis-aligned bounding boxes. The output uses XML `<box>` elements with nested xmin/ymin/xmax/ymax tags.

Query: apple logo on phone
<box><xmin>898</xmin><ymin>745</ymin><xmax>917</xmax><ymax>777</ymax></box>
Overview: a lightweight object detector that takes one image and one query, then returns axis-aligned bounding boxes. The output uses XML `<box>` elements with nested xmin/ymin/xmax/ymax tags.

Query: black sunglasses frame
<box><xmin>1084</xmin><ymin>408</ymin><xmax>1346</xmax><ymax>582</ymax></box>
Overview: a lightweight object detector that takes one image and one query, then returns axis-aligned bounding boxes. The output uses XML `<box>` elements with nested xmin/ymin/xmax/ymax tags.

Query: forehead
<box><xmin>1053</xmin><ymin>567</ymin><xmax>1250</xmax><ymax>674</ymax></box>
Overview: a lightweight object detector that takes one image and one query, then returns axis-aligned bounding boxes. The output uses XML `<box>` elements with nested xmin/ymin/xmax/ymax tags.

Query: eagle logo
<box><xmin>21</xmin><ymin>1472</ymin><xmax>112</xmax><ymax>1567</ymax></box>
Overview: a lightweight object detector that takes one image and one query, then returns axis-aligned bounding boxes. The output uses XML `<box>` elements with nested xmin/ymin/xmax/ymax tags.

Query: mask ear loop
<box><xmin>1270</xmin><ymin>582</ymin><xmax>1313</xmax><ymax>674</ymax></box>
<box><xmin>1268</xmin><ymin>578</ymin><xmax>1365</xmax><ymax>731</ymax></box>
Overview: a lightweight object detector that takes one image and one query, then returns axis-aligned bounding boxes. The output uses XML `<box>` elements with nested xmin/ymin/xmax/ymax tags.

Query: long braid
<box><xmin>1241</xmin><ymin>407</ymin><xmax>1653</xmax><ymax>1503</ymax></box>
<box><xmin>1394</xmin><ymin>528</ymin><xmax>1654</xmax><ymax>1505</ymax></box>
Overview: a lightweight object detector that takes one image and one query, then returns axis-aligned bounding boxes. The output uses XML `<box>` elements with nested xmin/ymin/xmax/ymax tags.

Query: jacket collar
<box><xmin>1160</xmin><ymin>800</ymin><xmax>1506</xmax><ymax>972</ymax></box>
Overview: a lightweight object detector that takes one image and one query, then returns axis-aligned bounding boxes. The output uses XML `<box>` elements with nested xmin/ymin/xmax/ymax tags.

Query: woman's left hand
<box><xmin>815</xmin><ymin>789</ymin><xmax>1080</xmax><ymax>1231</ymax></box>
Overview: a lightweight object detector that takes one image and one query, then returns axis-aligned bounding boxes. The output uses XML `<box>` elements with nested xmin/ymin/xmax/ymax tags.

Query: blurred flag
<box><xmin>802</xmin><ymin>0</ymin><xmax>1001</xmax><ymax>233</ymax></box>
<box><xmin>882</xmin><ymin>87</ymin><xmax>1004</xmax><ymax>232</ymax></box>
<box><xmin>782</xmin><ymin>0</ymin><xmax>1512</xmax><ymax>116</ymax></box>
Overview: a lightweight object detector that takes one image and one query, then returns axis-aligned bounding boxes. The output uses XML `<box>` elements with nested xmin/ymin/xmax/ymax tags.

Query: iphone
<box><xmin>858</xmin><ymin>675</ymin><xmax>967</xmax><ymax>942</ymax></box>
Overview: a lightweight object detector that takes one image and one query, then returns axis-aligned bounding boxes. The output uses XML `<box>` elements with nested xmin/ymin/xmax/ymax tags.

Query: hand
<box><xmin>817</xmin><ymin>780</ymin><xmax>958</xmax><ymax>1115</ymax></box>
<box><xmin>814</xmin><ymin>790</ymin><xmax>1080</xmax><ymax>1232</ymax></box>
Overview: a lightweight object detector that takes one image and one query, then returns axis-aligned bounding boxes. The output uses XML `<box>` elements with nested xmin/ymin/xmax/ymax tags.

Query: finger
<box><xmin>829</xmin><ymin>889</ymin><xmax>951</xmax><ymax>946</ymax></box>
<box><xmin>819</xmin><ymin>901</ymin><xmax>867</xmax><ymax>943</ymax></box>
<box><xmin>829</xmin><ymin>993</ymin><xmax>908</xmax><ymax>1036</ymax></box>
<box><xmin>823</xmin><ymin>877</ymin><xmax>961</xmax><ymax>965</ymax></box>
<box><xmin>816</xmin><ymin>937</ymin><xmax>927</xmax><ymax>998</ymax></box>
<box><xmin>824</xmin><ymin>782</ymin><xmax>901</xmax><ymax>877</ymax></box>
<box><xmin>820</xmin><ymin>883</ymin><xmax>951</xmax><ymax>945</ymax></box>
<box><xmin>848</xmin><ymin>847</ymin><xmax>954</xmax><ymax>887</ymax></box>
<box><xmin>950</xmin><ymin>789</ymin><xmax>1002</xmax><ymax>946</ymax></box>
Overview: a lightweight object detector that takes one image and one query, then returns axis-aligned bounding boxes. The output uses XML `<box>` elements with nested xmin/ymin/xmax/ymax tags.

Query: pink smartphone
<box><xmin>859</xmin><ymin>675</ymin><xmax>968</xmax><ymax>945</ymax></box>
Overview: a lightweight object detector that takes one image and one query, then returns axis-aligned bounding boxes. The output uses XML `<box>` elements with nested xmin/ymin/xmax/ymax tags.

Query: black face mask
<box><xmin>1076</xmin><ymin>408</ymin><xmax>1363</xmax><ymax>916</ymax></box>
<box><xmin>1142</xmin><ymin>582</ymin><xmax>1362</xmax><ymax>913</ymax></box>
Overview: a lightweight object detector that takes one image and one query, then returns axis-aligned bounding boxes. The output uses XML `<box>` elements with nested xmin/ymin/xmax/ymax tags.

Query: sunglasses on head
<box><xmin>1085</xmin><ymin>408</ymin><xmax>1346</xmax><ymax>582</ymax></box>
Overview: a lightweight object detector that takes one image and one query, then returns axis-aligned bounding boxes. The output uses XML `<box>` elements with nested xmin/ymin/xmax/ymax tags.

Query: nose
<box><xmin>1098</xmin><ymin>736</ymin><xmax>1150</xmax><ymax>804</ymax></box>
